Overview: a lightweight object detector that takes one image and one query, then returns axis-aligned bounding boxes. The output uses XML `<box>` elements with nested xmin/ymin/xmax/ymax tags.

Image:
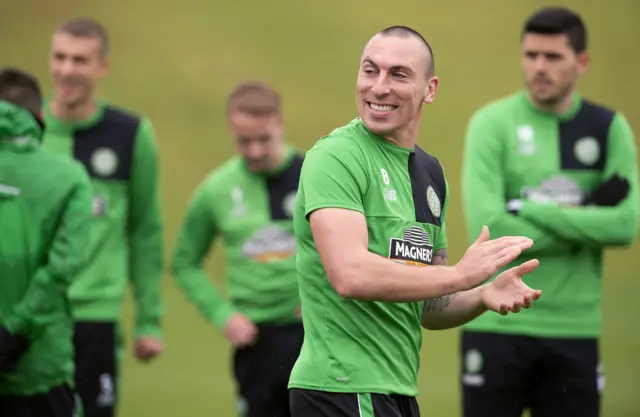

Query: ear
<box><xmin>275</xmin><ymin>116</ymin><xmax>286</xmax><ymax>138</ymax></box>
<box><xmin>423</xmin><ymin>76</ymin><xmax>439</xmax><ymax>104</ymax></box>
<box><xmin>577</xmin><ymin>51</ymin><xmax>590</xmax><ymax>75</ymax></box>
<box><xmin>99</xmin><ymin>56</ymin><xmax>111</xmax><ymax>79</ymax></box>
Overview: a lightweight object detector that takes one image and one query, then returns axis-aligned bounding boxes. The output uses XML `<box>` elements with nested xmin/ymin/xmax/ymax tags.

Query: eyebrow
<box><xmin>362</xmin><ymin>57</ymin><xmax>415</xmax><ymax>76</ymax></box>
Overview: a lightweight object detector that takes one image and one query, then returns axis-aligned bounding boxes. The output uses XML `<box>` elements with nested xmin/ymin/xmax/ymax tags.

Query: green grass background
<box><xmin>2</xmin><ymin>0</ymin><xmax>640</xmax><ymax>416</ymax></box>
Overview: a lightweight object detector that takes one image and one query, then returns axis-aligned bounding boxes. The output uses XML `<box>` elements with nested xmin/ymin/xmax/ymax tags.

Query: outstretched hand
<box><xmin>481</xmin><ymin>259</ymin><xmax>542</xmax><ymax>315</ymax></box>
<box><xmin>455</xmin><ymin>225</ymin><xmax>534</xmax><ymax>291</ymax></box>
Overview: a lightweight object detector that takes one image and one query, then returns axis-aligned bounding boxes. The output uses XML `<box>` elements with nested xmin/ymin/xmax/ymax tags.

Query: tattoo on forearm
<box><xmin>423</xmin><ymin>293</ymin><xmax>458</xmax><ymax>313</ymax></box>
<box><xmin>423</xmin><ymin>250</ymin><xmax>453</xmax><ymax>313</ymax></box>
<box><xmin>432</xmin><ymin>249</ymin><xmax>447</xmax><ymax>265</ymax></box>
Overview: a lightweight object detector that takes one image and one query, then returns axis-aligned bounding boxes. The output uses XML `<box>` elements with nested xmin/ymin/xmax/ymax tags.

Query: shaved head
<box><xmin>373</xmin><ymin>25</ymin><xmax>435</xmax><ymax>77</ymax></box>
<box><xmin>356</xmin><ymin>25</ymin><xmax>440</xmax><ymax>146</ymax></box>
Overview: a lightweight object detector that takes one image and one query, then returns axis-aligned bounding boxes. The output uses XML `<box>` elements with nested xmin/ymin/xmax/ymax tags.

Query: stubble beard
<box><xmin>529</xmin><ymin>79</ymin><xmax>575</xmax><ymax>110</ymax></box>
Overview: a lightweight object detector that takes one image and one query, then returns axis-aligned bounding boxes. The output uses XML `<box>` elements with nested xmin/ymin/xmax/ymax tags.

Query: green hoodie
<box><xmin>0</xmin><ymin>100</ymin><xmax>93</xmax><ymax>395</ymax></box>
<box><xmin>461</xmin><ymin>91</ymin><xmax>639</xmax><ymax>338</ymax></box>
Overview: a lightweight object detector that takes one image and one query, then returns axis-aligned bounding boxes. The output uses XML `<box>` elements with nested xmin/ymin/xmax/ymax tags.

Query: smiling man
<box><xmin>41</xmin><ymin>17</ymin><xmax>165</xmax><ymax>417</ymax></box>
<box><xmin>460</xmin><ymin>7</ymin><xmax>639</xmax><ymax>417</ymax></box>
<box><xmin>288</xmin><ymin>25</ymin><xmax>544</xmax><ymax>417</ymax></box>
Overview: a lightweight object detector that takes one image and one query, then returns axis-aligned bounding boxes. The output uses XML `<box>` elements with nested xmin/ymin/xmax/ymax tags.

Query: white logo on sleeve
<box><xmin>426</xmin><ymin>186</ymin><xmax>441</xmax><ymax>217</ymax></box>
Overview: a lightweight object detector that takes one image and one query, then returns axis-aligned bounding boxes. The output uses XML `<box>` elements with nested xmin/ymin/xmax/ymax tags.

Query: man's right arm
<box><xmin>461</xmin><ymin>108</ymin><xmax>574</xmax><ymax>253</ymax></box>
<box><xmin>170</xmin><ymin>182</ymin><xmax>236</xmax><ymax>328</ymax></box>
<box><xmin>303</xmin><ymin>140</ymin><xmax>529</xmax><ymax>302</ymax></box>
<box><xmin>310</xmin><ymin>209</ymin><xmax>461</xmax><ymax>300</ymax></box>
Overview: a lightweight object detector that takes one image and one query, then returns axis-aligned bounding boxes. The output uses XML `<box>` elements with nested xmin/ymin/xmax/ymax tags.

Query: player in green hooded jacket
<box><xmin>41</xmin><ymin>17</ymin><xmax>165</xmax><ymax>417</ymax></box>
<box><xmin>460</xmin><ymin>8</ymin><xmax>639</xmax><ymax>417</ymax></box>
<box><xmin>0</xmin><ymin>68</ymin><xmax>93</xmax><ymax>417</ymax></box>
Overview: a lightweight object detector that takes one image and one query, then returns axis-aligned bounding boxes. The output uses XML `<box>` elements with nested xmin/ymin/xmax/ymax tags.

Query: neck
<box><xmin>528</xmin><ymin>90</ymin><xmax>575</xmax><ymax>115</ymax></box>
<box><xmin>50</xmin><ymin>97</ymin><xmax>98</xmax><ymax>122</ymax></box>
<box><xmin>268</xmin><ymin>145</ymin><xmax>288</xmax><ymax>170</ymax></box>
<box><xmin>383</xmin><ymin>115</ymin><xmax>421</xmax><ymax>149</ymax></box>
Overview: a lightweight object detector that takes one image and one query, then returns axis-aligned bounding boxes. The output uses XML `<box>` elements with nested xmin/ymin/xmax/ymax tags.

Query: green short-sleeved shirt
<box><xmin>288</xmin><ymin>118</ymin><xmax>449</xmax><ymax>397</ymax></box>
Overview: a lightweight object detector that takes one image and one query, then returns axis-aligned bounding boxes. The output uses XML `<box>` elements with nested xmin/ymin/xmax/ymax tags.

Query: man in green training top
<box><xmin>0</xmin><ymin>67</ymin><xmax>93</xmax><ymax>417</ymax></box>
<box><xmin>460</xmin><ymin>7</ymin><xmax>639</xmax><ymax>417</ymax></box>
<box><xmin>41</xmin><ymin>17</ymin><xmax>165</xmax><ymax>417</ymax></box>
<box><xmin>171</xmin><ymin>81</ymin><xmax>304</xmax><ymax>417</ymax></box>
<box><xmin>288</xmin><ymin>25</ymin><xmax>544</xmax><ymax>417</ymax></box>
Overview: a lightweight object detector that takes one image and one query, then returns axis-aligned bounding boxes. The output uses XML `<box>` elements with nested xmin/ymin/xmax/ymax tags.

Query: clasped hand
<box><xmin>507</xmin><ymin>173</ymin><xmax>630</xmax><ymax>214</ymax></box>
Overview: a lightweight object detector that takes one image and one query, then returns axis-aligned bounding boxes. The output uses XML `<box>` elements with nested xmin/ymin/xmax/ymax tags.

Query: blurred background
<box><xmin>2</xmin><ymin>0</ymin><xmax>639</xmax><ymax>416</ymax></box>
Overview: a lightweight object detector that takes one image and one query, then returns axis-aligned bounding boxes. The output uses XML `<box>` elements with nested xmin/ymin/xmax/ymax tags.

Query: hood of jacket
<box><xmin>0</xmin><ymin>100</ymin><xmax>43</xmax><ymax>148</ymax></box>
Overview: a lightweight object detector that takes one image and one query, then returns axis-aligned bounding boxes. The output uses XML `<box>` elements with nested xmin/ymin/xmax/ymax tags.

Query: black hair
<box><xmin>522</xmin><ymin>7</ymin><xmax>587</xmax><ymax>53</ymax></box>
<box><xmin>377</xmin><ymin>25</ymin><xmax>435</xmax><ymax>76</ymax></box>
<box><xmin>0</xmin><ymin>67</ymin><xmax>44</xmax><ymax>129</ymax></box>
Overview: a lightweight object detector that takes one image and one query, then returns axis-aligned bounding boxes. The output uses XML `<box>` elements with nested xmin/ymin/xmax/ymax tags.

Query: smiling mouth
<box><xmin>533</xmin><ymin>78</ymin><xmax>552</xmax><ymax>86</ymax></box>
<box><xmin>367</xmin><ymin>102</ymin><xmax>398</xmax><ymax>112</ymax></box>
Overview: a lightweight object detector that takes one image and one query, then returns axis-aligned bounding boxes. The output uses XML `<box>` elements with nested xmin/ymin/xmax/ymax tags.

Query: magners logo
<box><xmin>521</xmin><ymin>175</ymin><xmax>586</xmax><ymax>207</ymax></box>
<box><xmin>388</xmin><ymin>226</ymin><xmax>433</xmax><ymax>267</ymax></box>
<box><xmin>241</xmin><ymin>226</ymin><xmax>296</xmax><ymax>262</ymax></box>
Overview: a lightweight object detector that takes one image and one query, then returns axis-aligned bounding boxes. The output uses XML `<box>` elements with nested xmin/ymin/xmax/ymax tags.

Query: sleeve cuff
<box><xmin>135</xmin><ymin>321</ymin><xmax>163</xmax><ymax>340</ymax></box>
<box><xmin>305</xmin><ymin>203</ymin><xmax>364</xmax><ymax>219</ymax></box>
<box><xmin>211</xmin><ymin>303</ymin><xmax>237</xmax><ymax>329</ymax></box>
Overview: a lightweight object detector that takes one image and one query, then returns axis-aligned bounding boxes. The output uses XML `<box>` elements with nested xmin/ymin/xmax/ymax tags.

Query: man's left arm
<box><xmin>421</xmin><ymin>179</ymin><xmax>488</xmax><ymax>330</ymax></box>
<box><xmin>519</xmin><ymin>112</ymin><xmax>640</xmax><ymax>247</ymax></box>
<box><xmin>128</xmin><ymin>116</ymin><xmax>164</xmax><ymax>341</ymax></box>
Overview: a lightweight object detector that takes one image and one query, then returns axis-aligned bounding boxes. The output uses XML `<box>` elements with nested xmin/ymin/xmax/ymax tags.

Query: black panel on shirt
<box><xmin>73</xmin><ymin>106</ymin><xmax>140</xmax><ymax>181</ymax></box>
<box><xmin>407</xmin><ymin>146</ymin><xmax>446</xmax><ymax>227</ymax></box>
<box><xmin>558</xmin><ymin>100</ymin><xmax>614</xmax><ymax>172</ymax></box>
<box><xmin>266</xmin><ymin>153</ymin><xmax>304</xmax><ymax>220</ymax></box>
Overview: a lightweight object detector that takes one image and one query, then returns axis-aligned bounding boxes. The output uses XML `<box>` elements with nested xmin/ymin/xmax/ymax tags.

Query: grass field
<box><xmin>3</xmin><ymin>0</ymin><xmax>640</xmax><ymax>416</ymax></box>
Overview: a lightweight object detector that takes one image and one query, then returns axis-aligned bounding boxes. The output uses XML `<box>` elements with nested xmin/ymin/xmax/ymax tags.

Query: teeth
<box><xmin>369</xmin><ymin>103</ymin><xmax>396</xmax><ymax>112</ymax></box>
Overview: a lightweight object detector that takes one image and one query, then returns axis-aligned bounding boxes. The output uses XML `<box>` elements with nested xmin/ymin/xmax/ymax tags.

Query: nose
<box><xmin>532</xmin><ymin>56</ymin><xmax>548</xmax><ymax>73</ymax></box>
<box><xmin>370</xmin><ymin>74</ymin><xmax>391</xmax><ymax>96</ymax></box>
<box><xmin>245</xmin><ymin>142</ymin><xmax>265</xmax><ymax>160</ymax></box>
<box><xmin>57</xmin><ymin>59</ymin><xmax>76</xmax><ymax>77</ymax></box>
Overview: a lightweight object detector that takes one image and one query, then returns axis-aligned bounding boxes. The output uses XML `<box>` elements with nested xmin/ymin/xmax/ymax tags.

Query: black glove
<box><xmin>584</xmin><ymin>174</ymin><xmax>630</xmax><ymax>207</ymax></box>
<box><xmin>0</xmin><ymin>327</ymin><xmax>29</xmax><ymax>373</ymax></box>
